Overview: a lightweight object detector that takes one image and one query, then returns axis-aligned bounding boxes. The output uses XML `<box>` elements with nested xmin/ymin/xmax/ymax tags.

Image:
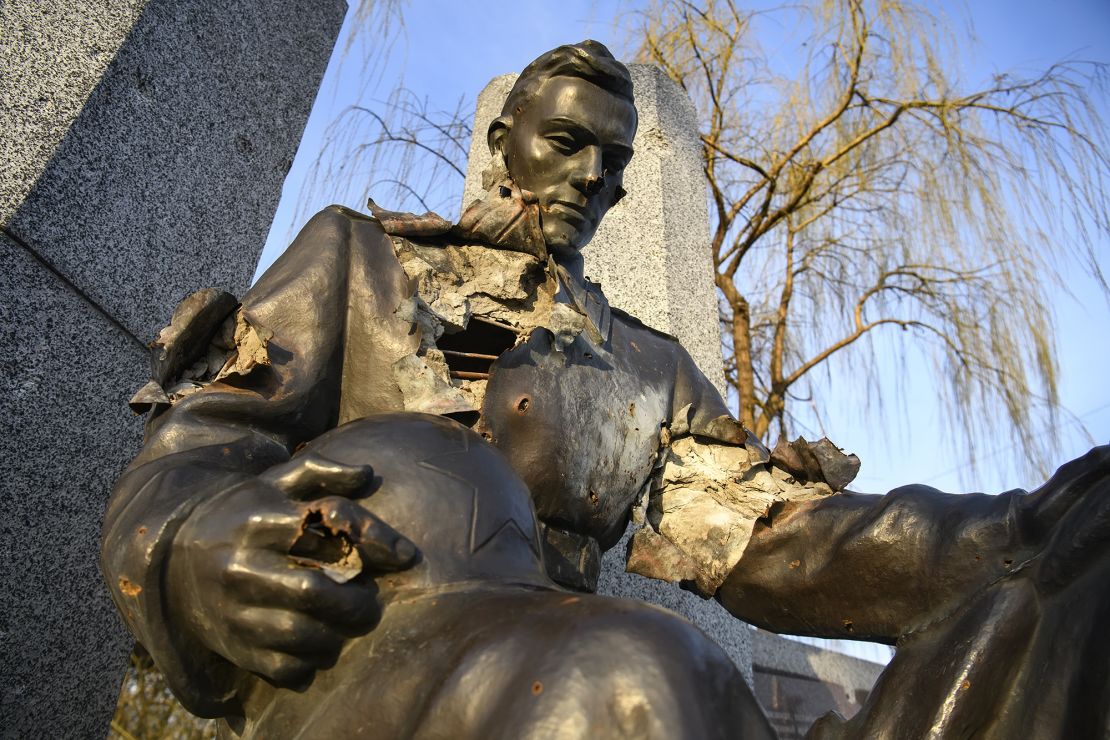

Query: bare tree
<box><xmin>634</xmin><ymin>0</ymin><xmax>1109</xmax><ymax>479</ymax></box>
<box><xmin>300</xmin><ymin>86</ymin><xmax>472</xmax><ymax>222</ymax></box>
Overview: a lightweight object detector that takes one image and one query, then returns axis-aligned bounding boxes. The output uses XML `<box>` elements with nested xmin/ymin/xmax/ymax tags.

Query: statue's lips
<box><xmin>546</xmin><ymin>202</ymin><xmax>590</xmax><ymax>228</ymax></box>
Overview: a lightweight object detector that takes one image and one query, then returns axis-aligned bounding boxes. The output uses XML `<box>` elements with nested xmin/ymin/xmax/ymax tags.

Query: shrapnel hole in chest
<box><xmin>437</xmin><ymin>316</ymin><xmax>519</xmax><ymax>380</ymax></box>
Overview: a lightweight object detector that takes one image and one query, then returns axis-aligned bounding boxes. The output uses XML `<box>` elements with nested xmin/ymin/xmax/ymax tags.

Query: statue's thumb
<box><xmin>262</xmin><ymin>455</ymin><xmax>377</xmax><ymax>501</ymax></box>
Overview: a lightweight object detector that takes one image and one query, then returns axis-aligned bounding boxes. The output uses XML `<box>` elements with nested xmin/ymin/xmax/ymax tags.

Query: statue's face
<box><xmin>502</xmin><ymin>76</ymin><xmax>636</xmax><ymax>256</ymax></box>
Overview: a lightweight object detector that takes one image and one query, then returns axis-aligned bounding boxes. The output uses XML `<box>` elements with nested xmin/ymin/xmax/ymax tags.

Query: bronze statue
<box><xmin>103</xmin><ymin>40</ymin><xmax>1110</xmax><ymax>738</ymax></box>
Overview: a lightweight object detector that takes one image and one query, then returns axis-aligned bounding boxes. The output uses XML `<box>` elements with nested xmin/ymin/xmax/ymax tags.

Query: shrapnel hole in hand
<box><xmin>290</xmin><ymin>510</ymin><xmax>351</xmax><ymax>564</ymax></box>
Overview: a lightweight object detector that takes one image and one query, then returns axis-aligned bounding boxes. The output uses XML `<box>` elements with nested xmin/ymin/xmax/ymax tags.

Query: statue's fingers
<box><xmin>229</xmin><ymin>606</ymin><xmax>346</xmax><ymax>661</ymax></box>
<box><xmin>262</xmin><ymin>454</ymin><xmax>376</xmax><ymax>501</ymax></box>
<box><xmin>232</xmin><ymin>505</ymin><xmax>307</xmax><ymax>552</ymax></box>
<box><xmin>235</xmin><ymin>495</ymin><xmax>415</xmax><ymax>572</ymax></box>
<box><xmin>233</xmin><ymin>646</ymin><xmax>321</xmax><ymax>688</ymax></box>
<box><xmin>295</xmin><ymin>578</ymin><xmax>380</xmax><ymax>630</ymax></box>
<box><xmin>230</xmin><ymin>551</ymin><xmax>379</xmax><ymax>628</ymax></box>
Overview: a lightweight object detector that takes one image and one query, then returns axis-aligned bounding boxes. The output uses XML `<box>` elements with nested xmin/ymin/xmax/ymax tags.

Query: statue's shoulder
<box><xmin>319</xmin><ymin>203</ymin><xmax>378</xmax><ymax>223</ymax></box>
<box><xmin>305</xmin><ymin>203</ymin><xmax>388</xmax><ymax>235</ymax></box>
<box><xmin>608</xmin><ymin>303</ymin><xmax>682</xmax><ymax>346</ymax></box>
<box><xmin>273</xmin><ymin>205</ymin><xmax>393</xmax><ymax>260</ymax></box>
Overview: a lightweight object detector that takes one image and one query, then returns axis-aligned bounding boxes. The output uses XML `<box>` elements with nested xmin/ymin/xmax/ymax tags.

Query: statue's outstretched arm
<box><xmin>718</xmin><ymin>483</ymin><xmax>1028</xmax><ymax>642</ymax></box>
<box><xmin>636</xmin><ymin>348</ymin><xmax>1109</xmax><ymax>643</ymax></box>
<box><xmin>716</xmin><ymin>446</ymin><xmax>1110</xmax><ymax>642</ymax></box>
<box><xmin>635</xmin><ymin>437</ymin><xmax>1108</xmax><ymax>646</ymax></box>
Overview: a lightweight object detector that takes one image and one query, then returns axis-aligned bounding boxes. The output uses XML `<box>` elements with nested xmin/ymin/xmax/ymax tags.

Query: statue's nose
<box><xmin>572</xmin><ymin>148</ymin><xmax>605</xmax><ymax>196</ymax></box>
<box><xmin>582</xmin><ymin>174</ymin><xmax>605</xmax><ymax>196</ymax></box>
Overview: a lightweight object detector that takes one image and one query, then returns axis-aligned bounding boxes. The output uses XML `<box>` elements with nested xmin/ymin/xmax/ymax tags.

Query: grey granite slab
<box><xmin>0</xmin><ymin>232</ymin><xmax>145</xmax><ymax>737</ymax></box>
<box><xmin>0</xmin><ymin>1</ymin><xmax>146</xmax><ymax>227</ymax></box>
<box><xmin>3</xmin><ymin>0</ymin><xmax>346</xmax><ymax>343</ymax></box>
<box><xmin>1</xmin><ymin>1</ymin><xmax>347</xmax><ymax>733</ymax></box>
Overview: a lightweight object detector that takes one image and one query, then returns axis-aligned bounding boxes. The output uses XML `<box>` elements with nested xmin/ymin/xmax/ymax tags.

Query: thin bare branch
<box><xmin>632</xmin><ymin>0</ymin><xmax>1110</xmax><ymax>482</ymax></box>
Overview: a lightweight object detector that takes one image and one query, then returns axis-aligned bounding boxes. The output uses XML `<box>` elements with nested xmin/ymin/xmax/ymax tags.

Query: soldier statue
<box><xmin>103</xmin><ymin>41</ymin><xmax>1109</xmax><ymax>739</ymax></box>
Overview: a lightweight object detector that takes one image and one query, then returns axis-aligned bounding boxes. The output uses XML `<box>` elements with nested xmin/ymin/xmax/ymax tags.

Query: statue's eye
<box><xmin>546</xmin><ymin>134</ymin><xmax>578</xmax><ymax>154</ymax></box>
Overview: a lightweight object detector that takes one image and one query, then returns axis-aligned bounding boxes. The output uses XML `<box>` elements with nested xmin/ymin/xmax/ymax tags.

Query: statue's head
<box><xmin>488</xmin><ymin>41</ymin><xmax>637</xmax><ymax>258</ymax></box>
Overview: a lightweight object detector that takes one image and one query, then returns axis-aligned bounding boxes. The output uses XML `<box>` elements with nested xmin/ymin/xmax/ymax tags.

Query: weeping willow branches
<box><xmin>295</xmin><ymin>0</ymin><xmax>473</xmax><ymax>229</ymax></box>
<box><xmin>302</xmin><ymin>88</ymin><xmax>472</xmax><ymax>219</ymax></box>
<box><xmin>635</xmin><ymin>0</ymin><xmax>1109</xmax><ymax>478</ymax></box>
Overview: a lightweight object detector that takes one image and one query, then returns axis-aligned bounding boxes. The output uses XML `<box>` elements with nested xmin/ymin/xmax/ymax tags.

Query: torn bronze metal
<box><xmin>130</xmin><ymin>297</ymin><xmax>271</xmax><ymax>414</ymax></box>
<box><xmin>770</xmin><ymin>435</ymin><xmax>861</xmax><ymax>491</ymax></box>
<box><xmin>627</xmin><ymin>436</ymin><xmax>832</xmax><ymax>595</ymax></box>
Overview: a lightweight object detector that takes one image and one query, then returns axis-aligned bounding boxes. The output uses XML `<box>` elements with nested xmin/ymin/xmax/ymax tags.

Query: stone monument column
<box><xmin>0</xmin><ymin>1</ymin><xmax>345</xmax><ymax>735</ymax></box>
<box><xmin>463</xmin><ymin>65</ymin><xmax>752</xmax><ymax>680</ymax></box>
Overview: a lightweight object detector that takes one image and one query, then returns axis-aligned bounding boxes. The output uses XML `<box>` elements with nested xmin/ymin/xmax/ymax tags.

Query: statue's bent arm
<box><xmin>101</xmin><ymin>206</ymin><xmax>418</xmax><ymax>716</ymax></box>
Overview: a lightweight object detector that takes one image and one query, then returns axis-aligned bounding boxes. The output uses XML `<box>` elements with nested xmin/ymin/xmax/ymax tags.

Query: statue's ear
<box><xmin>487</xmin><ymin>115</ymin><xmax>512</xmax><ymax>157</ymax></box>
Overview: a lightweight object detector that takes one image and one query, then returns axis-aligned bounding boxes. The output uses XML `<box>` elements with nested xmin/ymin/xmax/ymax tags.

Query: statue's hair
<box><xmin>500</xmin><ymin>40</ymin><xmax>634</xmax><ymax>118</ymax></box>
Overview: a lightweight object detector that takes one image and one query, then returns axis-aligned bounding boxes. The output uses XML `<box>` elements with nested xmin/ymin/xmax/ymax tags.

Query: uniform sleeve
<box><xmin>669</xmin><ymin>338</ymin><xmax>770</xmax><ymax>457</ymax></box>
<box><xmin>656</xmin><ymin>337</ymin><xmax>1108</xmax><ymax>646</ymax></box>
<box><xmin>100</xmin><ymin>206</ymin><xmax>418</xmax><ymax>715</ymax></box>
<box><xmin>717</xmin><ymin>446</ymin><xmax>1110</xmax><ymax>643</ymax></box>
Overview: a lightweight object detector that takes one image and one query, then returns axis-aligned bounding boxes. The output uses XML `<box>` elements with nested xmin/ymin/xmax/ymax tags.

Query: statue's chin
<box><xmin>542</xmin><ymin>221</ymin><xmax>593</xmax><ymax>259</ymax></box>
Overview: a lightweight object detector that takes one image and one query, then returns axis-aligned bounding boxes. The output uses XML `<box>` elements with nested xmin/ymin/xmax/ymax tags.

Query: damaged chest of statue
<box><xmin>129</xmin><ymin>197</ymin><xmax>858</xmax><ymax>600</ymax></box>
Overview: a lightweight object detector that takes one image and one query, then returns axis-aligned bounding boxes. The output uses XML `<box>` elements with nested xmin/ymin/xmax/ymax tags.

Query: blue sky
<box><xmin>257</xmin><ymin>0</ymin><xmax>1109</xmax><ymax>496</ymax></box>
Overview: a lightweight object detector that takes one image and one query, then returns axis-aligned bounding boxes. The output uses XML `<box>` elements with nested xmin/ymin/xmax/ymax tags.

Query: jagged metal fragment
<box><xmin>453</xmin><ymin>181</ymin><xmax>546</xmax><ymax>260</ymax></box>
<box><xmin>628</xmin><ymin>435</ymin><xmax>833</xmax><ymax>595</ymax></box>
<box><xmin>392</xmin><ymin>352</ymin><xmax>480</xmax><ymax>416</ymax></box>
<box><xmin>367</xmin><ymin>198</ymin><xmax>454</xmax><ymax>238</ymax></box>
<box><xmin>289</xmin><ymin>509</ymin><xmax>365</xmax><ymax>585</ymax></box>
<box><xmin>808</xmin><ymin>437</ymin><xmax>862</xmax><ymax>490</ymax></box>
<box><xmin>626</xmin><ymin>528</ymin><xmax>699</xmax><ymax>584</ymax></box>
<box><xmin>150</xmin><ymin>288</ymin><xmax>238</xmax><ymax>386</ymax></box>
<box><xmin>394</xmin><ymin>240</ymin><xmax>558</xmax><ymax>334</ymax></box>
<box><xmin>213</xmin><ymin>309</ymin><xmax>274</xmax><ymax>382</ymax></box>
<box><xmin>128</xmin><ymin>380</ymin><xmax>170</xmax><ymax>414</ymax></box>
<box><xmin>770</xmin><ymin>435</ymin><xmax>860</xmax><ymax>490</ymax></box>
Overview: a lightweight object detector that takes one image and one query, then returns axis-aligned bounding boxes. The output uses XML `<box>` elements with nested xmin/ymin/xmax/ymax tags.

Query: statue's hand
<box><xmin>166</xmin><ymin>454</ymin><xmax>416</xmax><ymax>687</ymax></box>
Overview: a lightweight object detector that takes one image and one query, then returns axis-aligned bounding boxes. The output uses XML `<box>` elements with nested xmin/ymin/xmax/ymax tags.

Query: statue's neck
<box><xmin>554</xmin><ymin>252</ymin><xmax>585</xmax><ymax>283</ymax></box>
